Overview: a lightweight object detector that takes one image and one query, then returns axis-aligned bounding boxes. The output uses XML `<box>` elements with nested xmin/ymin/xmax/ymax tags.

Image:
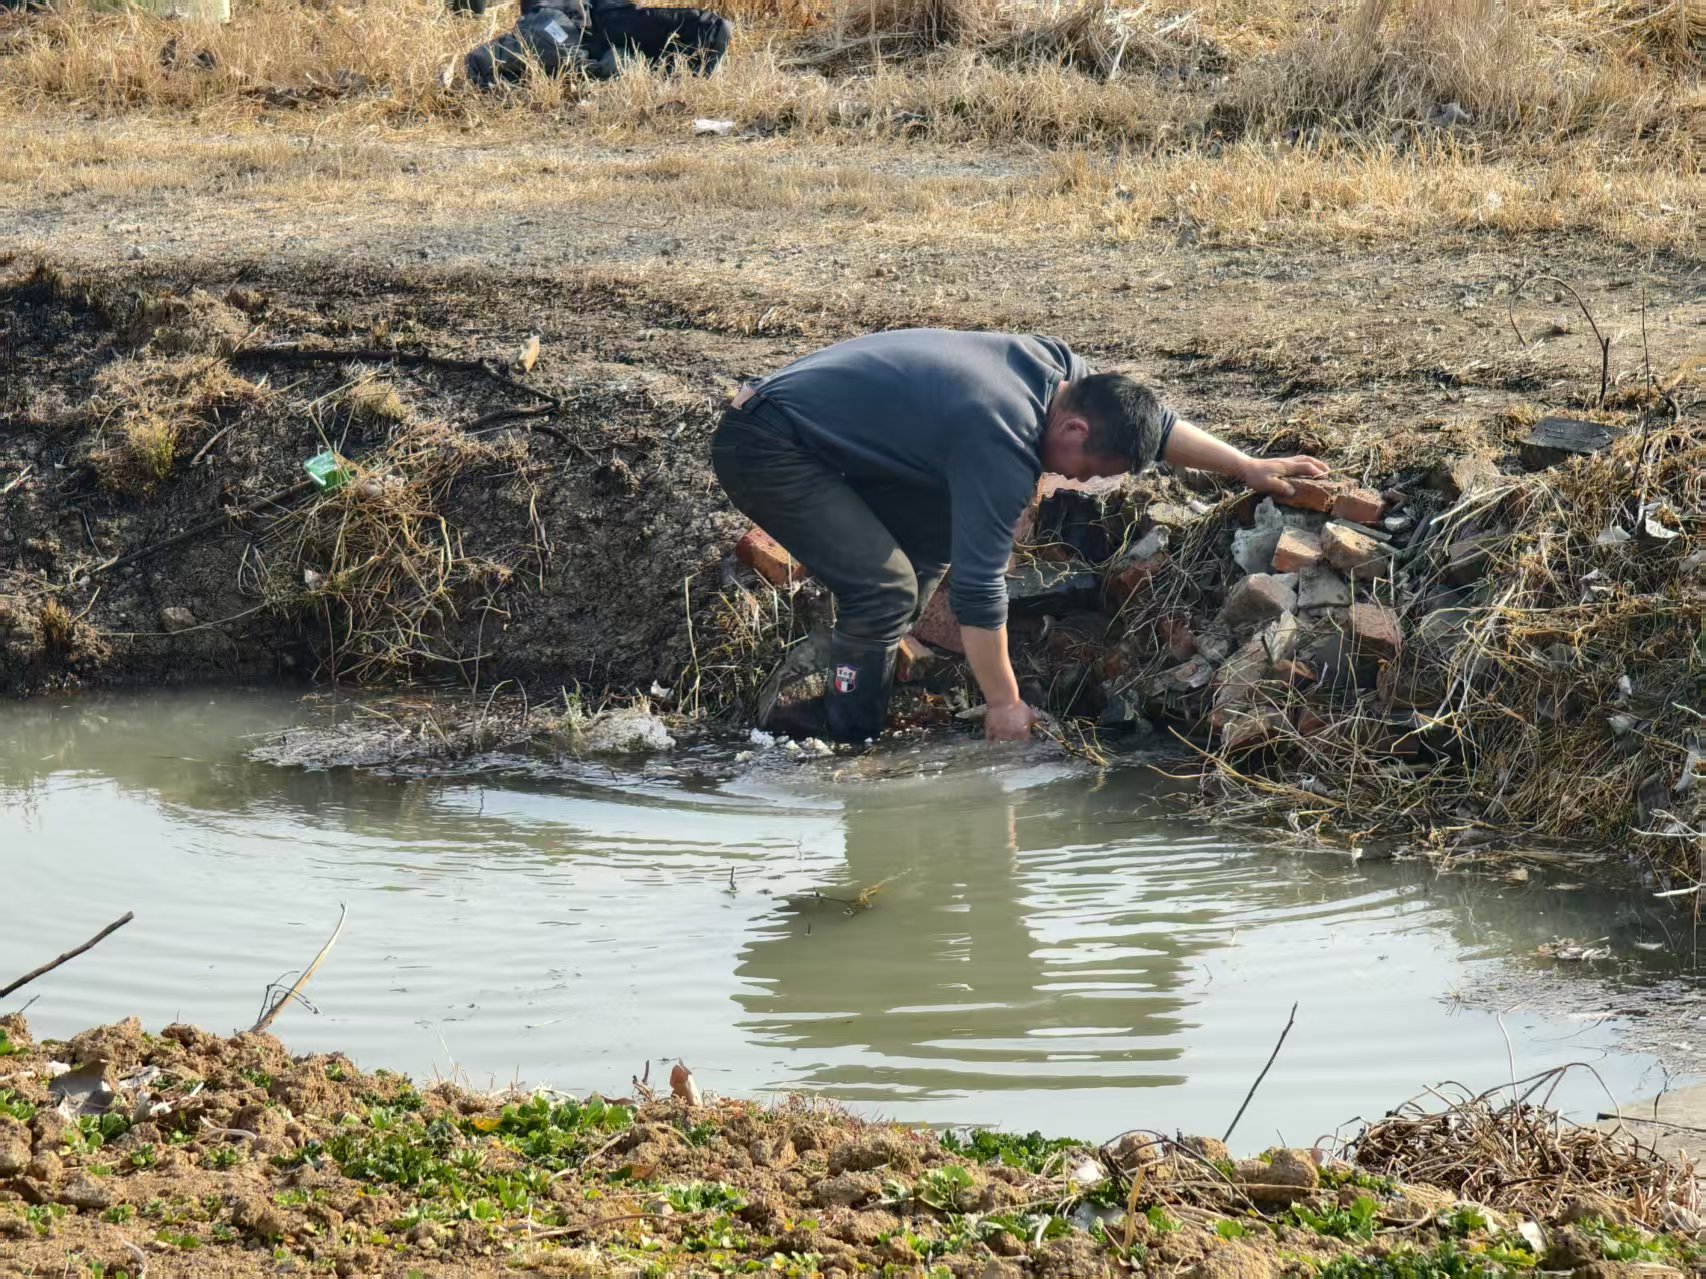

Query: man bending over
<box><xmin>712</xmin><ymin>329</ymin><xmax>1326</xmax><ymax>744</ymax></box>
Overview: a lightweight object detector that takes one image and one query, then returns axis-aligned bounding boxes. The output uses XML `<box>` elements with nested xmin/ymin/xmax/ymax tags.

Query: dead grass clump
<box><xmin>1223</xmin><ymin>0</ymin><xmax>1680</xmax><ymax>144</ymax></box>
<box><xmin>127</xmin><ymin>287</ymin><xmax>253</xmax><ymax>356</ymax></box>
<box><xmin>254</xmin><ymin>419</ymin><xmax>538</xmax><ymax>682</ymax></box>
<box><xmin>682</xmin><ymin>579</ymin><xmax>813</xmax><ymax>718</ymax></box>
<box><xmin>85</xmin><ymin>355</ymin><xmax>264</xmax><ymax>494</ymax></box>
<box><xmin>1350</xmin><ymin>1066</ymin><xmax>1699</xmax><ymax>1230</ymax></box>
<box><xmin>339</xmin><ymin>374</ymin><xmax>409</xmax><ymax>427</ymax></box>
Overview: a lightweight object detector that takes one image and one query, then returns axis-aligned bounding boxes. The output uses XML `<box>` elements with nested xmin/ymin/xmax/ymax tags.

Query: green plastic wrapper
<box><xmin>302</xmin><ymin>451</ymin><xmax>352</xmax><ymax>494</ymax></box>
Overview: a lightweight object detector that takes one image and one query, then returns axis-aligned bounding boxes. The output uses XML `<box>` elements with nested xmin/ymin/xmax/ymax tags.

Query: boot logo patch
<box><xmin>833</xmin><ymin>664</ymin><xmax>858</xmax><ymax>693</ymax></box>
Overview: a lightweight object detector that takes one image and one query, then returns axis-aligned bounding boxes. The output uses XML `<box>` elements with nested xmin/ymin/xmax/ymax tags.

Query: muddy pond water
<box><xmin>1</xmin><ymin>690</ymin><xmax>1694</xmax><ymax>1144</ymax></box>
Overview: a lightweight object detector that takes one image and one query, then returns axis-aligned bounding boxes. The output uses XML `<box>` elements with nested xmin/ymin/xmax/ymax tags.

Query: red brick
<box><xmin>1109</xmin><ymin>552</ymin><xmax>1169</xmax><ymax>605</ymax></box>
<box><xmin>1277</xmin><ymin>478</ymin><xmax>1335</xmax><ymax>513</ymax></box>
<box><xmin>1330</xmin><ymin>487</ymin><xmax>1386</xmax><ymax>525</ymax></box>
<box><xmin>1159</xmin><ymin>615</ymin><xmax>1196</xmax><ymax>661</ymax></box>
<box><xmin>1295</xmin><ymin>706</ymin><xmax>1330</xmax><ymax>736</ymax></box>
<box><xmin>1271</xmin><ymin>528</ymin><xmax>1323</xmax><ymax>574</ymax></box>
<box><xmin>736</xmin><ymin>527</ymin><xmax>806</xmax><ymax>588</ymax></box>
<box><xmin>1321</xmin><ymin>523</ymin><xmax>1387</xmax><ymax>581</ymax></box>
<box><xmin>913</xmin><ymin>580</ymin><xmax>964</xmax><ymax>654</ymax></box>
<box><xmin>1349</xmin><ymin>602</ymin><xmax>1403</xmax><ymax>661</ymax></box>
<box><xmin>896</xmin><ymin>634</ymin><xmax>936</xmax><ymax>684</ymax></box>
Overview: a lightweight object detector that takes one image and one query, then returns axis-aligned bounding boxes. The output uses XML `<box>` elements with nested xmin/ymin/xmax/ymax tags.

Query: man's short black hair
<box><xmin>1065</xmin><ymin>374</ymin><xmax>1176</xmax><ymax>471</ymax></box>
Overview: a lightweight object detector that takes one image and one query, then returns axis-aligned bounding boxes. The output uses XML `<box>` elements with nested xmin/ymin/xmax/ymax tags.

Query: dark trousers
<box><xmin>712</xmin><ymin>400</ymin><xmax>949</xmax><ymax>649</ymax></box>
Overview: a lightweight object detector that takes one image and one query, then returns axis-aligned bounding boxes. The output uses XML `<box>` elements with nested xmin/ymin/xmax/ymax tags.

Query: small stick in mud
<box><xmin>252</xmin><ymin>903</ymin><xmax>347</xmax><ymax>1034</ymax></box>
<box><xmin>1223</xmin><ymin>1000</ymin><xmax>1298</xmax><ymax>1144</ymax></box>
<box><xmin>0</xmin><ymin>910</ymin><xmax>135</xmax><ymax>1000</ymax></box>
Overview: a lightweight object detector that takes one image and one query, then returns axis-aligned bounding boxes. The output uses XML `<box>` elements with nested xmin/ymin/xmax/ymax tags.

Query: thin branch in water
<box><xmin>1</xmin><ymin>911</ymin><xmax>135</xmax><ymax>1000</ymax></box>
<box><xmin>251</xmin><ymin>904</ymin><xmax>347</xmax><ymax>1034</ymax></box>
<box><xmin>1224</xmin><ymin>1000</ymin><xmax>1298</xmax><ymax>1145</ymax></box>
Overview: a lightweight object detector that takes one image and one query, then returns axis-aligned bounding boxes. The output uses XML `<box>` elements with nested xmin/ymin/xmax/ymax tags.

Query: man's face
<box><xmin>1040</xmin><ymin>413</ymin><xmax>1129</xmax><ymax>482</ymax></box>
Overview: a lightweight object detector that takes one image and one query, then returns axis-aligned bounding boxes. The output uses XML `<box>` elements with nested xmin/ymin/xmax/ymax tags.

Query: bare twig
<box><xmin>251</xmin><ymin>904</ymin><xmax>347</xmax><ymax>1034</ymax></box>
<box><xmin>0</xmin><ymin>911</ymin><xmax>135</xmax><ymax>1000</ymax></box>
<box><xmin>1223</xmin><ymin>1001</ymin><xmax>1298</xmax><ymax>1144</ymax></box>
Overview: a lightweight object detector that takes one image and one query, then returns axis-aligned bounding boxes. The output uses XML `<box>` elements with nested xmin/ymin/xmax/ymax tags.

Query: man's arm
<box><xmin>961</xmin><ymin>625</ymin><xmax>1033</xmax><ymax>742</ymax></box>
<box><xmin>1161</xmin><ymin>419</ymin><xmax>1327</xmax><ymax>496</ymax></box>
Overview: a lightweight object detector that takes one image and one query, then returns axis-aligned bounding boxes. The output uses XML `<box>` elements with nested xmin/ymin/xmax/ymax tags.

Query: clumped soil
<box><xmin>3</xmin><ymin>1014</ymin><xmax>1703</xmax><ymax>1277</ymax></box>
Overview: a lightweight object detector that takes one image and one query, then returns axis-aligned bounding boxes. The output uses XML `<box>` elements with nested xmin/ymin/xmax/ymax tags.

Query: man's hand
<box><xmin>1240</xmin><ymin>454</ymin><xmax>1329</xmax><ymax>499</ymax></box>
<box><xmin>984</xmin><ymin>700</ymin><xmax>1038</xmax><ymax>742</ymax></box>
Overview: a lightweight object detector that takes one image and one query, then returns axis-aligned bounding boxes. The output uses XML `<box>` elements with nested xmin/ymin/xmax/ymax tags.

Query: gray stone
<box><xmin>1005</xmin><ymin>563</ymin><xmax>1100</xmax><ymax>615</ymax></box>
<box><xmin>1218</xmin><ymin>574</ymin><xmax>1297</xmax><ymax>628</ymax></box>
<box><xmin>1297</xmin><ymin>567</ymin><xmax>1351</xmax><ymax>613</ymax></box>
<box><xmin>1150</xmin><ymin>656</ymin><xmax>1215</xmax><ymax>695</ymax></box>
<box><xmin>159</xmin><ymin>606</ymin><xmax>197</xmax><ymax>633</ymax></box>
<box><xmin>1521</xmin><ymin>416</ymin><xmax>1626</xmax><ymax>470</ymax></box>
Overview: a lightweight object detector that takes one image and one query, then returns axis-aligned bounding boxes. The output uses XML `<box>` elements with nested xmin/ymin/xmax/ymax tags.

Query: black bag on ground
<box><xmin>585</xmin><ymin>0</ymin><xmax>731</xmax><ymax>76</ymax></box>
<box><xmin>465</xmin><ymin>1</ymin><xmax>595</xmax><ymax>88</ymax></box>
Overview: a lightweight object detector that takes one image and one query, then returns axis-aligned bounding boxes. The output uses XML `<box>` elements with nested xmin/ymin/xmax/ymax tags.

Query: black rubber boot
<box><xmin>824</xmin><ymin>636</ymin><xmax>896</xmax><ymax>744</ymax></box>
<box><xmin>755</xmin><ymin>632</ymin><xmax>828</xmax><ymax>739</ymax></box>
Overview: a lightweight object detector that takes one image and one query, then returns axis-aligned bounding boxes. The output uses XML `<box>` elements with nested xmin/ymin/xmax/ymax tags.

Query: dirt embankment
<box><xmin>2</xmin><ymin>255</ymin><xmax>1703</xmax><ymax>879</ymax></box>
<box><xmin>3</xmin><ymin>1014</ymin><xmax>1704</xmax><ymax>1278</ymax></box>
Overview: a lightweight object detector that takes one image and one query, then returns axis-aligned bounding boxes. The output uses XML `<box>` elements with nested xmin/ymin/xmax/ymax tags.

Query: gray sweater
<box><xmin>755</xmin><ymin>329</ymin><xmax>1090</xmax><ymax>630</ymax></box>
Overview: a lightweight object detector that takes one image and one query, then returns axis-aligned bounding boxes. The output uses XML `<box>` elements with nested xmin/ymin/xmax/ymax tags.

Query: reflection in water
<box><xmin>0</xmin><ymin>691</ymin><xmax>1693</xmax><ymax>1139</ymax></box>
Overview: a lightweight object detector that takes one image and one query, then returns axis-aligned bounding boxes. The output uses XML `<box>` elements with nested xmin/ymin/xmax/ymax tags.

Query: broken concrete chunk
<box><xmin>1150</xmin><ymin>656</ymin><xmax>1215</xmax><ymax>694</ymax></box>
<box><xmin>1218</xmin><ymin>573</ymin><xmax>1297</xmax><ymax>628</ymax></box>
<box><xmin>1329</xmin><ymin>487</ymin><xmax>1385</xmax><ymax>525</ymax></box>
<box><xmin>1007</xmin><ymin>562</ymin><xmax>1101</xmax><ymax>615</ymax></box>
<box><xmin>1415</xmin><ymin>607</ymin><xmax>1473</xmax><ymax>660</ymax></box>
<box><xmin>736</xmin><ymin>527</ymin><xmax>806</xmax><ymax>588</ymax></box>
<box><xmin>1520</xmin><ymin>416</ymin><xmax>1626</xmax><ymax>471</ymax></box>
<box><xmin>582</xmin><ymin>708</ymin><xmax>676</xmax><ymax>754</ymax></box>
<box><xmin>1217</xmin><ymin>708</ymin><xmax>1289</xmax><ymax>751</ymax></box>
<box><xmin>1271</xmin><ymin>528</ymin><xmax>1323</xmax><ymax>573</ymax></box>
<box><xmin>1194</xmin><ymin>624</ymin><xmax>1234</xmax><ymax>664</ymax></box>
<box><xmin>1443</xmin><ymin>533</ymin><xmax>1499</xmax><ymax>586</ymax></box>
<box><xmin>1349</xmin><ymin>602</ymin><xmax>1403</xmax><ymax>662</ymax></box>
<box><xmin>1213</xmin><ymin>637</ymin><xmax>1270</xmax><ymax>704</ymax></box>
<box><xmin>1430</xmin><ymin>454</ymin><xmax>1502</xmax><ymax>500</ymax></box>
<box><xmin>1322</xmin><ymin>523</ymin><xmax>1388</xmax><ymax>581</ymax></box>
<box><xmin>1256</xmin><ymin>611</ymin><xmax>1300</xmax><ymax>662</ymax></box>
<box><xmin>1297</xmin><ymin>566</ymin><xmax>1352</xmax><ymax>612</ymax></box>
<box><xmin>1232</xmin><ymin>498</ymin><xmax>1285</xmax><ymax>574</ymax></box>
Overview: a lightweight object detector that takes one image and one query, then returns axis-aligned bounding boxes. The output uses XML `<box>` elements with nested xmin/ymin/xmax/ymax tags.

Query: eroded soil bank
<box><xmin>2</xmin><ymin>1014</ymin><xmax>1704</xmax><ymax>1277</ymax></box>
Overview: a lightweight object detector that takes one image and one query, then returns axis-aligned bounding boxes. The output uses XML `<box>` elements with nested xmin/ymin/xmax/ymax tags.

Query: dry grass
<box><xmin>249</xmin><ymin>417</ymin><xmax>542</xmax><ymax>683</ymax></box>
<box><xmin>85</xmin><ymin>354</ymin><xmax>264</xmax><ymax>494</ymax></box>
<box><xmin>1223</xmin><ymin>0</ymin><xmax>1693</xmax><ymax>143</ymax></box>
<box><xmin>1349</xmin><ymin>1065</ymin><xmax>1700</xmax><ymax>1229</ymax></box>
<box><xmin>0</xmin><ymin>0</ymin><xmax>1693</xmax><ymax>157</ymax></box>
